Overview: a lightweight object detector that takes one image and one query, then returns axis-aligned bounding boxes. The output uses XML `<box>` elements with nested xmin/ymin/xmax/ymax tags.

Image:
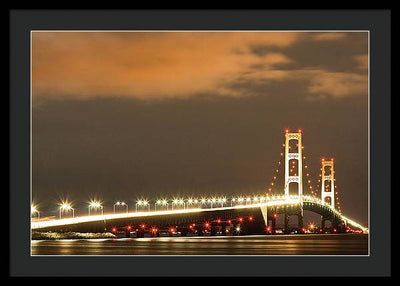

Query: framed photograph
<box><xmin>10</xmin><ymin>9</ymin><xmax>391</xmax><ymax>277</ymax></box>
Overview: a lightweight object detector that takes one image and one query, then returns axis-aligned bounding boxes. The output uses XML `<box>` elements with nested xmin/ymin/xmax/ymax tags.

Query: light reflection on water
<box><xmin>32</xmin><ymin>234</ymin><xmax>368</xmax><ymax>256</ymax></box>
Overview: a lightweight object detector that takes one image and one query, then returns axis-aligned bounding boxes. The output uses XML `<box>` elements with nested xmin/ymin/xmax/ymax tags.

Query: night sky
<box><xmin>32</xmin><ymin>32</ymin><xmax>368</xmax><ymax>225</ymax></box>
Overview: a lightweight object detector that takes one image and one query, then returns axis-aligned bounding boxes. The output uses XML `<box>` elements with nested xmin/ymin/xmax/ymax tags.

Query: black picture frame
<box><xmin>9</xmin><ymin>9</ymin><xmax>391</xmax><ymax>277</ymax></box>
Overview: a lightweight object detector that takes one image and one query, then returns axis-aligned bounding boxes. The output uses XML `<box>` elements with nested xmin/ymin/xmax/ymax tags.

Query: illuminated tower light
<box><xmin>284</xmin><ymin>130</ymin><xmax>303</xmax><ymax>200</ymax></box>
<box><xmin>321</xmin><ymin>159</ymin><xmax>335</xmax><ymax>209</ymax></box>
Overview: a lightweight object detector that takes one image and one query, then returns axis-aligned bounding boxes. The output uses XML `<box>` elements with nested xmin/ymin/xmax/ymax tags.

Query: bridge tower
<box><xmin>283</xmin><ymin>129</ymin><xmax>304</xmax><ymax>233</ymax></box>
<box><xmin>284</xmin><ymin>130</ymin><xmax>303</xmax><ymax>200</ymax></box>
<box><xmin>321</xmin><ymin>159</ymin><xmax>335</xmax><ymax>208</ymax></box>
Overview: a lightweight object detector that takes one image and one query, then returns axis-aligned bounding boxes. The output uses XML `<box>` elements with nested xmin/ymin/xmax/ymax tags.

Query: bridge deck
<box><xmin>31</xmin><ymin>196</ymin><xmax>367</xmax><ymax>232</ymax></box>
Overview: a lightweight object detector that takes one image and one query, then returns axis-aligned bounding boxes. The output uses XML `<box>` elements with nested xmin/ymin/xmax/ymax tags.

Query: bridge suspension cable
<box><xmin>334</xmin><ymin>188</ymin><xmax>342</xmax><ymax>214</ymax></box>
<box><xmin>265</xmin><ymin>140</ymin><xmax>285</xmax><ymax>195</ymax></box>
<box><xmin>300</xmin><ymin>143</ymin><xmax>318</xmax><ymax>198</ymax></box>
<box><xmin>333</xmin><ymin>174</ymin><xmax>342</xmax><ymax>214</ymax></box>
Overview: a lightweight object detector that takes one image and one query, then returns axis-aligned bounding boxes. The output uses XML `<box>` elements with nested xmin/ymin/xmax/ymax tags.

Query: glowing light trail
<box><xmin>31</xmin><ymin>195</ymin><xmax>367</xmax><ymax>232</ymax></box>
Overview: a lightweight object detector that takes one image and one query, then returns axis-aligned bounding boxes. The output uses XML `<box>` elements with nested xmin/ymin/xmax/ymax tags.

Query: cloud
<box><xmin>220</xmin><ymin>67</ymin><xmax>367</xmax><ymax>99</ymax></box>
<box><xmin>354</xmin><ymin>54</ymin><xmax>368</xmax><ymax>70</ymax></box>
<box><xmin>307</xmin><ymin>71</ymin><xmax>367</xmax><ymax>98</ymax></box>
<box><xmin>312</xmin><ymin>32</ymin><xmax>347</xmax><ymax>41</ymax></box>
<box><xmin>32</xmin><ymin>32</ymin><xmax>300</xmax><ymax>100</ymax></box>
<box><xmin>32</xmin><ymin>32</ymin><xmax>368</xmax><ymax>101</ymax></box>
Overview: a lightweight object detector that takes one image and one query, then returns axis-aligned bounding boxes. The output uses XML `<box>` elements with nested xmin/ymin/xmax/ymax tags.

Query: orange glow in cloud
<box><xmin>32</xmin><ymin>32</ymin><xmax>368</xmax><ymax>101</ymax></box>
<box><xmin>312</xmin><ymin>32</ymin><xmax>347</xmax><ymax>41</ymax></box>
<box><xmin>32</xmin><ymin>32</ymin><xmax>300</xmax><ymax>100</ymax></box>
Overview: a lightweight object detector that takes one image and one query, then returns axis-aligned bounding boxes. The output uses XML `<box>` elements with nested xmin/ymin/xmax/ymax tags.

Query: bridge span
<box><xmin>32</xmin><ymin>196</ymin><xmax>367</xmax><ymax>236</ymax></box>
<box><xmin>31</xmin><ymin>130</ymin><xmax>368</xmax><ymax>237</ymax></box>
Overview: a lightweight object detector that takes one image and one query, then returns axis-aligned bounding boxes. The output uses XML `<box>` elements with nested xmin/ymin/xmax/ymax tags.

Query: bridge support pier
<box><xmin>338</xmin><ymin>221</ymin><xmax>346</xmax><ymax>233</ymax></box>
<box><xmin>271</xmin><ymin>217</ymin><xmax>276</xmax><ymax>235</ymax></box>
<box><xmin>332</xmin><ymin>219</ymin><xmax>340</xmax><ymax>233</ymax></box>
<box><xmin>284</xmin><ymin>213</ymin><xmax>290</xmax><ymax>234</ymax></box>
<box><xmin>210</xmin><ymin>224</ymin><xmax>217</xmax><ymax>236</ymax></box>
<box><xmin>321</xmin><ymin>216</ymin><xmax>326</xmax><ymax>231</ymax></box>
<box><xmin>298</xmin><ymin>212</ymin><xmax>304</xmax><ymax>233</ymax></box>
<box><xmin>136</xmin><ymin>230</ymin><xmax>144</xmax><ymax>238</ymax></box>
<box><xmin>241</xmin><ymin>218</ymin><xmax>264</xmax><ymax>235</ymax></box>
<box><xmin>221</xmin><ymin>223</ymin><xmax>227</xmax><ymax>236</ymax></box>
<box><xmin>150</xmin><ymin>230</ymin><xmax>160</xmax><ymax>237</ymax></box>
<box><xmin>195</xmin><ymin>225</ymin><xmax>204</xmax><ymax>236</ymax></box>
<box><xmin>179</xmin><ymin>227</ymin><xmax>188</xmax><ymax>237</ymax></box>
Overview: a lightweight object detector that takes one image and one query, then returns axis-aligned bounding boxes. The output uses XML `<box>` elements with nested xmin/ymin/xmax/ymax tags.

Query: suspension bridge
<box><xmin>31</xmin><ymin>129</ymin><xmax>368</xmax><ymax>237</ymax></box>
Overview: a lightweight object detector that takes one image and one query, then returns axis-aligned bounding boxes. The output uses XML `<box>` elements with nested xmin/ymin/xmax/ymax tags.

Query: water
<box><xmin>31</xmin><ymin>234</ymin><xmax>368</xmax><ymax>255</ymax></box>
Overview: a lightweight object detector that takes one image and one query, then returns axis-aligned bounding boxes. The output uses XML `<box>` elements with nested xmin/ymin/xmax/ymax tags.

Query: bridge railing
<box><xmin>31</xmin><ymin>196</ymin><xmax>302</xmax><ymax>230</ymax></box>
<box><xmin>302</xmin><ymin>195</ymin><xmax>368</xmax><ymax>232</ymax></box>
<box><xmin>31</xmin><ymin>195</ymin><xmax>367</xmax><ymax>232</ymax></box>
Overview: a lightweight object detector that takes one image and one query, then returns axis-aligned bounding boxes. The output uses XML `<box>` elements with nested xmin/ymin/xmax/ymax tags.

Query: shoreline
<box><xmin>31</xmin><ymin>231</ymin><xmax>116</xmax><ymax>240</ymax></box>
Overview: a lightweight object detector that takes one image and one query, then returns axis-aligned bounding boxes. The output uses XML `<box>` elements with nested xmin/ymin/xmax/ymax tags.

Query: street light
<box><xmin>155</xmin><ymin>199</ymin><xmax>162</xmax><ymax>211</ymax></box>
<box><xmin>114</xmin><ymin>201</ymin><xmax>120</xmax><ymax>213</ymax></box>
<box><xmin>31</xmin><ymin>204</ymin><xmax>40</xmax><ymax>219</ymax></box>
<box><xmin>211</xmin><ymin>198</ymin><xmax>216</xmax><ymax>208</ymax></box>
<box><xmin>143</xmin><ymin>200</ymin><xmax>150</xmax><ymax>211</ymax></box>
<box><xmin>136</xmin><ymin>199</ymin><xmax>150</xmax><ymax>212</ymax></box>
<box><xmin>172</xmin><ymin>198</ymin><xmax>179</xmax><ymax>210</ymax></box>
<box><xmin>114</xmin><ymin>201</ymin><xmax>128</xmax><ymax>213</ymax></box>
<box><xmin>178</xmin><ymin>199</ymin><xmax>185</xmax><ymax>210</ymax></box>
<box><xmin>171</xmin><ymin>198</ymin><xmax>185</xmax><ymax>210</ymax></box>
<box><xmin>59</xmin><ymin>201</ymin><xmax>74</xmax><ymax>219</ymax></box>
<box><xmin>136</xmin><ymin>200</ymin><xmax>142</xmax><ymax>212</ymax></box>
<box><xmin>161</xmin><ymin>199</ymin><xmax>169</xmax><ymax>210</ymax></box>
<box><xmin>186</xmin><ymin>198</ymin><xmax>194</xmax><ymax>209</ymax></box>
<box><xmin>88</xmin><ymin>200</ymin><xmax>103</xmax><ymax>216</ymax></box>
